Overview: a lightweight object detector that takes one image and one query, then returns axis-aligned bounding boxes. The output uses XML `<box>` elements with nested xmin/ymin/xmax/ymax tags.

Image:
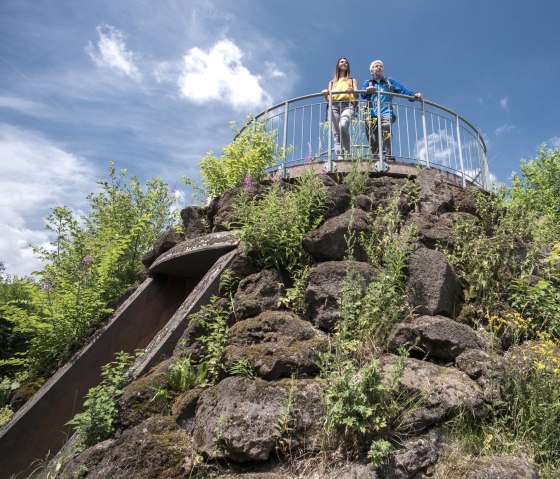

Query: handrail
<box><xmin>238</xmin><ymin>90</ymin><xmax>489</xmax><ymax>190</ymax></box>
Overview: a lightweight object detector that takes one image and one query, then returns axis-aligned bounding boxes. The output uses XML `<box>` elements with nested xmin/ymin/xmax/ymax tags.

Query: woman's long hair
<box><xmin>333</xmin><ymin>57</ymin><xmax>351</xmax><ymax>82</ymax></box>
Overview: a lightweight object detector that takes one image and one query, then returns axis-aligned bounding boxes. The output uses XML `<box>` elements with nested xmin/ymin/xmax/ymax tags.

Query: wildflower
<box><xmin>319</xmin><ymin>165</ymin><xmax>329</xmax><ymax>176</ymax></box>
<box><xmin>304</xmin><ymin>154</ymin><xmax>313</xmax><ymax>165</ymax></box>
<box><xmin>81</xmin><ymin>255</ymin><xmax>93</xmax><ymax>267</ymax></box>
<box><xmin>167</xmin><ymin>186</ymin><xmax>177</xmax><ymax>197</ymax></box>
<box><xmin>42</xmin><ymin>282</ymin><xmax>52</xmax><ymax>292</ymax></box>
<box><xmin>243</xmin><ymin>175</ymin><xmax>255</xmax><ymax>187</ymax></box>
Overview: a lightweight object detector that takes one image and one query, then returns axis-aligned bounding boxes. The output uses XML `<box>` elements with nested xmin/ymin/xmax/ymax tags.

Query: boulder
<box><xmin>324</xmin><ymin>183</ymin><xmax>352</xmax><ymax>220</ymax></box>
<box><xmin>209</xmin><ymin>185</ymin><xmax>264</xmax><ymax>232</ymax></box>
<box><xmin>380</xmin><ymin>355</ymin><xmax>485</xmax><ymax>433</ymax></box>
<box><xmin>172</xmin><ymin>387</ymin><xmax>203</xmax><ymax>434</ymax></box>
<box><xmin>378</xmin><ymin>428</ymin><xmax>441</xmax><ymax>479</ymax></box>
<box><xmin>303</xmin><ymin>208</ymin><xmax>371</xmax><ymax>262</ymax></box>
<box><xmin>223</xmin><ymin>310</ymin><xmax>329</xmax><ymax>379</ymax></box>
<box><xmin>180</xmin><ymin>205</ymin><xmax>209</xmax><ymax>239</ymax></box>
<box><xmin>388</xmin><ymin>315</ymin><xmax>485</xmax><ymax>362</ymax></box>
<box><xmin>416</xmin><ymin>169</ymin><xmax>457</xmax><ymax>215</ymax></box>
<box><xmin>117</xmin><ymin>358</ymin><xmax>175</xmax><ymax>429</ymax></box>
<box><xmin>192</xmin><ymin>377</ymin><xmax>324</xmax><ymax>462</ymax></box>
<box><xmin>56</xmin><ymin>416</ymin><xmax>197</xmax><ymax>479</ymax></box>
<box><xmin>406</xmin><ymin>247</ymin><xmax>464</xmax><ymax>317</ymax></box>
<box><xmin>141</xmin><ymin>227</ymin><xmax>184</xmax><ymax>267</ymax></box>
<box><xmin>305</xmin><ymin>260</ymin><xmax>379</xmax><ymax>331</ymax></box>
<box><xmin>233</xmin><ymin>269</ymin><xmax>286</xmax><ymax>320</ymax></box>
<box><xmin>455</xmin><ymin>348</ymin><xmax>507</xmax><ymax>402</ymax></box>
<box><xmin>454</xmin><ymin>455</ymin><xmax>540</xmax><ymax>479</ymax></box>
<box><xmin>154</xmin><ymin>228</ymin><xmax>184</xmax><ymax>257</ymax></box>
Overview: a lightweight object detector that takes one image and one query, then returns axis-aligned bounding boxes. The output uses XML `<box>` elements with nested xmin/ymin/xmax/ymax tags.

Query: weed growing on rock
<box><xmin>228</xmin><ymin>359</ymin><xmax>255</xmax><ymax>379</ymax></box>
<box><xmin>68</xmin><ymin>351</ymin><xmax>136</xmax><ymax>448</ymax></box>
<box><xmin>278</xmin><ymin>265</ymin><xmax>310</xmax><ymax>315</ymax></box>
<box><xmin>342</xmin><ymin>159</ymin><xmax>369</xmax><ymax>206</ymax></box>
<box><xmin>191</xmin><ymin>296</ymin><xmax>230</xmax><ymax>383</ymax></box>
<box><xmin>274</xmin><ymin>376</ymin><xmax>298</xmax><ymax>453</ymax></box>
<box><xmin>232</xmin><ymin>168</ymin><xmax>328</xmax><ymax>272</ymax></box>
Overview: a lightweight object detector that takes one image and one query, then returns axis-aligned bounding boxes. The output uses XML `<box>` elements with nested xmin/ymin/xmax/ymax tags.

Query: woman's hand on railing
<box><xmin>322</xmin><ymin>89</ymin><xmax>329</xmax><ymax>101</ymax></box>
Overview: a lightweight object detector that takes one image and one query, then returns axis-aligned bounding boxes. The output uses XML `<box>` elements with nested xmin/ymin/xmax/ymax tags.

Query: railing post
<box><xmin>479</xmin><ymin>132</ymin><xmax>489</xmax><ymax>189</ymax></box>
<box><xmin>455</xmin><ymin>113</ymin><xmax>466</xmax><ymax>188</ymax></box>
<box><xmin>327</xmin><ymin>92</ymin><xmax>333</xmax><ymax>172</ymax></box>
<box><xmin>421</xmin><ymin>99</ymin><xmax>430</xmax><ymax>168</ymax></box>
<box><xmin>281</xmin><ymin>101</ymin><xmax>289</xmax><ymax>179</ymax></box>
<box><xmin>376</xmin><ymin>92</ymin><xmax>385</xmax><ymax>171</ymax></box>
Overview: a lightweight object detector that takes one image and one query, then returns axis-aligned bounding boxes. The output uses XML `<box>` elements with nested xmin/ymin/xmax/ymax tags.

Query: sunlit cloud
<box><xmin>0</xmin><ymin>124</ymin><xmax>96</xmax><ymax>276</ymax></box>
<box><xmin>86</xmin><ymin>24</ymin><xmax>142</xmax><ymax>81</ymax></box>
<box><xmin>415</xmin><ymin>129</ymin><xmax>489</xmax><ymax>186</ymax></box>
<box><xmin>495</xmin><ymin>123</ymin><xmax>515</xmax><ymax>136</ymax></box>
<box><xmin>0</xmin><ymin>96</ymin><xmax>47</xmax><ymax>117</ymax></box>
<box><xmin>547</xmin><ymin>135</ymin><xmax>560</xmax><ymax>148</ymax></box>
<box><xmin>177</xmin><ymin>39</ymin><xmax>273</xmax><ymax>110</ymax></box>
<box><xmin>499</xmin><ymin>96</ymin><xmax>508</xmax><ymax>109</ymax></box>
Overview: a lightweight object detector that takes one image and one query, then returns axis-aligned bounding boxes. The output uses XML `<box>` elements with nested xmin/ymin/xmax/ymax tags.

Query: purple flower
<box><xmin>319</xmin><ymin>165</ymin><xmax>329</xmax><ymax>176</ymax></box>
<box><xmin>304</xmin><ymin>154</ymin><xmax>313</xmax><ymax>165</ymax></box>
<box><xmin>167</xmin><ymin>186</ymin><xmax>177</xmax><ymax>197</ymax></box>
<box><xmin>81</xmin><ymin>255</ymin><xmax>93</xmax><ymax>267</ymax></box>
<box><xmin>243</xmin><ymin>175</ymin><xmax>255</xmax><ymax>187</ymax></box>
<box><xmin>42</xmin><ymin>282</ymin><xmax>52</xmax><ymax>292</ymax></box>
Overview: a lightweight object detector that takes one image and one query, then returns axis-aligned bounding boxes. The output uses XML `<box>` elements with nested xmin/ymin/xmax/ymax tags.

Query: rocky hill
<box><xmin>43</xmin><ymin>168</ymin><xmax>543</xmax><ymax>479</ymax></box>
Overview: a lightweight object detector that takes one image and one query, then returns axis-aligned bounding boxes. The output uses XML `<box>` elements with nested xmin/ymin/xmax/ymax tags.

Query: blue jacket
<box><xmin>360</xmin><ymin>76</ymin><xmax>416</xmax><ymax>119</ymax></box>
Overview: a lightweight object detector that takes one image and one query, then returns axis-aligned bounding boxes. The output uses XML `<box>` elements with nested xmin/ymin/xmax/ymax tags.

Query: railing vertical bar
<box><xmin>479</xmin><ymin>132</ymin><xmax>488</xmax><ymax>189</ymax></box>
<box><xmin>396</xmin><ymin>104</ymin><xmax>402</xmax><ymax>158</ymax></box>
<box><xmin>437</xmin><ymin>114</ymin><xmax>444</xmax><ymax>167</ymax></box>
<box><xmin>405</xmin><ymin>106</ymin><xmax>411</xmax><ymax>161</ymax></box>
<box><xmin>421</xmin><ymin>100</ymin><xmax>430</xmax><ymax>168</ymax></box>
<box><xmin>455</xmin><ymin>114</ymin><xmax>466</xmax><ymax>188</ymax></box>
<box><xmin>327</xmin><ymin>92</ymin><xmax>333</xmax><ymax>171</ymax></box>
<box><xmin>281</xmin><ymin>101</ymin><xmax>289</xmax><ymax>178</ymax></box>
<box><xmin>377</xmin><ymin>95</ymin><xmax>384</xmax><ymax>168</ymax></box>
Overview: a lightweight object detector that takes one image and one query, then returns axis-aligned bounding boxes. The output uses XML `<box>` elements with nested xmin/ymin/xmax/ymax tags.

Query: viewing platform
<box><xmin>242</xmin><ymin>91</ymin><xmax>489</xmax><ymax>190</ymax></box>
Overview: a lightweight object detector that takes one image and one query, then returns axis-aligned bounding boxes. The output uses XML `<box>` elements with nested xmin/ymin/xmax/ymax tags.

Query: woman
<box><xmin>322</xmin><ymin>57</ymin><xmax>357</xmax><ymax>160</ymax></box>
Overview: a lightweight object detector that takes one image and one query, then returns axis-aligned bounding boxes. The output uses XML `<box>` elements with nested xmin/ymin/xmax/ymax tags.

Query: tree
<box><xmin>1</xmin><ymin>164</ymin><xmax>177</xmax><ymax>376</ymax></box>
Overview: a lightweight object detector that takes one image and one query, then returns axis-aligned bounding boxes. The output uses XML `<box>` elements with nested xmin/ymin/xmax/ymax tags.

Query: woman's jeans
<box><xmin>331</xmin><ymin>101</ymin><xmax>354</xmax><ymax>158</ymax></box>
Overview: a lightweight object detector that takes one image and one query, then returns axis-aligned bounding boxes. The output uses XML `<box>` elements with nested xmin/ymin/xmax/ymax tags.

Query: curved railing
<box><xmin>241</xmin><ymin>91</ymin><xmax>489</xmax><ymax>189</ymax></box>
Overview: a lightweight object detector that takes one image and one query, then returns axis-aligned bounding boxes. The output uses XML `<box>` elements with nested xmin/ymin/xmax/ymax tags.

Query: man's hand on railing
<box><xmin>413</xmin><ymin>92</ymin><xmax>423</xmax><ymax>101</ymax></box>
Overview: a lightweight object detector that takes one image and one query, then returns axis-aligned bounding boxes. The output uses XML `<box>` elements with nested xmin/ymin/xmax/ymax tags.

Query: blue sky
<box><xmin>1</xmin><ymin>0</ymin><xmax>560</xmax><ymax>276</ymax></box>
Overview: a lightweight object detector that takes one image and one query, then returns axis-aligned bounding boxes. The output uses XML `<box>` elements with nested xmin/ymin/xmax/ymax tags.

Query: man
<box><xmin>361</xmin><ymin>60</ymin><xmax>422</xmax><ymax>159</ymax></box>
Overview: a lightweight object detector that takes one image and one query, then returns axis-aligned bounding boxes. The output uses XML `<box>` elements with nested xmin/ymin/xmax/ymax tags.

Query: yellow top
<box><xmin>331</xmin><ymin>78</ymin><xmax>355</xmax><ymax>101</ymax></box>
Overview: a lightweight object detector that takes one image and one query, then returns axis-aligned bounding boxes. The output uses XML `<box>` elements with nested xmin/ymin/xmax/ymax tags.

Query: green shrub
<box><xmin>185</xmin><ymin>120</ymin><xmax>281</xmax><ymax>200</ymax></box>
<box><xmin>1</xmin><ymin>165</ymin><xmax>175</xmax><ymax>377</ymax></box>
<box><xmin>509</xmin><ymin>147</ymin><xmax>560</xmax><ymax>245</ymax></box>
<box><xmin>68</xmin><ymin>352</ymin><xmax>135</xmax><ymax>448</ymax></box>
<box><xmin>232</xmin><ymin>168</ymin><xmax>328</xmax><ymax>272</ymax></box>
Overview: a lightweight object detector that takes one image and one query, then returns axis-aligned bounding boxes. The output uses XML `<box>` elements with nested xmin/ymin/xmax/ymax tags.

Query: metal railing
<box><xmin>242</xmin><ymin>91</ymin><xmax>489</xmax><ymax>189</ymax></box>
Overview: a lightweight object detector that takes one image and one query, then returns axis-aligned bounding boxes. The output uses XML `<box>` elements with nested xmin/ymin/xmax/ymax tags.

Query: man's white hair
<box><xmin>369</xmin><ymin>59</ymin><xmax>384</xmax><ymax>70</ymax></box>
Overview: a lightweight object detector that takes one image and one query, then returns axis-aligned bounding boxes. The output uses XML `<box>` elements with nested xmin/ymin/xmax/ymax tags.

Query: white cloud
<box><xmin>0</xmin><ymin>124</ymin><xmax>96</xmax><ymax>276</ymax></box>
<box><xmin>415</xmin><ymin>129</ymin><xmax>489</xmax><ymax>187</ymax></box>
<box><xmin>499</xmin><ymin>96</ymin><xmax>508</xmax><ymax>109</ymax></box>
<box><xmin>547</xmin><ymin>135</ymin><xmax>560</xmax><ymax>148</ymax></box>
<box><xmin>178</xmin><ymin>39</ymin><xmax>272</xmax><ymax>110</ymax></box>
<box><xmin>0</xmin><ymin>95</ymin><xmax>47</xmax><ymax>117</ymax></box>
<box><xmin>495</xmin><ymin>123</ymin><xmax>515</xmax><ymax>136</ymax></box>
<box><xmin>86</xmin><ymin>24</ymin><xmax>142</xmax><ymax>81</ymax></box>
<box><xmin>265</xmin><ymin>61</ymin><xmax>286</xmax><ymax>78</ymax></box>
